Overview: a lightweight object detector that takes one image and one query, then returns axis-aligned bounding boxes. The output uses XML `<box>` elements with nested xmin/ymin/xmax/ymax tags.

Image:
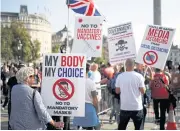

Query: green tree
<box><xmin>93</xmin><ymin>35</ymin><xmax>108</xmax><ymax>64</ymax></box>
<box><xmin>1</xmin><ymin>21</ymin><xmax>41</xmax><ymax>63</ymax></box>
<box><xmin>52</xmin><ymin>44</ymin><xmax>61</xmax><ymax>53</ymax></box>
<box><xmin>1</xmin><ymin>26</ymin><xmax>13</xmax><ymax>61</ymax></box>
<box><xmin>31</xmin><ymin>40</ymin><xmax>41</xmax><ymax>62</ymax></box>
<box><xmin>93</xmin><ymin>47</ymin><xmax>107</xmax><ymax>65</ymax></box>
<box><xmin>52</xmin><ymin>38</ymin><xmax>73</xmax><ymax>53</ymax></box>
<box><xmin>11</xmin><ymin>21</ymin><xmax>32</xmax><ymax>62</ymax></box>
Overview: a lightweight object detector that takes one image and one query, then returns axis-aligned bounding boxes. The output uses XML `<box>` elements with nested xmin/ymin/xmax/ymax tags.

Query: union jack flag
<box><xmin>66</xmin><ymin>0</ymin><xmax>101</xmax><ymax>16</ymax></box>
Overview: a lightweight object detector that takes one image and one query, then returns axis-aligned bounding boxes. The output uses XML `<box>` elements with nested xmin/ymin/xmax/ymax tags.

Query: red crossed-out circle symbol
<box><xmin>52</xmin><ymin>78</ymin><xmax>74</xmax><ymax>101</ymax></box>
<box><xmin>143</xmin><ymin>51</ymin><xmax>158</xmax><ymax>65</ymax></box>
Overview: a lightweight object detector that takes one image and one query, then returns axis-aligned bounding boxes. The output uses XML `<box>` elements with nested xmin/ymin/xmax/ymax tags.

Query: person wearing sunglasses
<box><xmin>9</xmin><ymin>67</ymin><xmax>64</xmax><ymax>130</ymax></box>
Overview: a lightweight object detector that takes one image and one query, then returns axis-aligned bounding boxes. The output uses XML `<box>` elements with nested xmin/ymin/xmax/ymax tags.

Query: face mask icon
<box><xmin>146</xmin><ymin>55</ymin><xmax>155</xmax><ymax>61</ymax></box>
<box><xmin>58</xmin><ymin>81</ymin><xmax>69</xmax><ymax>98</ymax></box>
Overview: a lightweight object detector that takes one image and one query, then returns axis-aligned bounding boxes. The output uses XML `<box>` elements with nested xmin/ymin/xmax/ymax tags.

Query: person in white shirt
<box><xmin>90</xmin><ymin>63</ymin><xmax>101</xmax><ymax>102</ymax></box>
<box><xmin>115</xmin><ymin>58</ymin><xmax>146</xmax><ymax>130</ymax></box>
<box><xmin>73</xmin><ymin>64</ymin><xmax>99</xmax><ymax>130</ymax></box>
<box><xmin>89</xmin><ymin>63</ymin><xmax>102</xmax><ymax>130</ymax></box>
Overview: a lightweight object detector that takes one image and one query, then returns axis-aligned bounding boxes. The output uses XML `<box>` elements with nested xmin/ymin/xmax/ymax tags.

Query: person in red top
<box><xmin>150</xmin><ymin>68</ymin><xmax>169</xmax><ymax>130</ymax></box>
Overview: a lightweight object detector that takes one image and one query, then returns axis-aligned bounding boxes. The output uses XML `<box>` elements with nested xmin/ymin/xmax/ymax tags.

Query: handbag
<box><xmin>160</xmin><ymin>78</ymin><xmax>177</xmax><ymax>109</ymax></box>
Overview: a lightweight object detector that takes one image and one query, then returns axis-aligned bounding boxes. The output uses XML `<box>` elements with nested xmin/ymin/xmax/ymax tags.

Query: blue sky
<box><xmin>1</xmin><ymin>0</ymin><xmax>180</xmax><ymax>49</ymax></box>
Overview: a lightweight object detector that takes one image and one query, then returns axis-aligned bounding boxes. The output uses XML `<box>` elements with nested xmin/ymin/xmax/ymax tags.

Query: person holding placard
<box><xmin>9</xmin><ymin>67</ymin><xmax>64</xmax><ymax>130</ymax></box>
<box><xmin>73</xmin><ymin>64</ymin><xmax>99</xmax><ymax>130</ymax></box>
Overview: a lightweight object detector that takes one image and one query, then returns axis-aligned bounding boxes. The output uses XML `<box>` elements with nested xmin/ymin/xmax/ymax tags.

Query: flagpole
<box><xmin>66</xmin><ymin>0</ymin><xmax>70</xmax><ymax>53</ymax></box>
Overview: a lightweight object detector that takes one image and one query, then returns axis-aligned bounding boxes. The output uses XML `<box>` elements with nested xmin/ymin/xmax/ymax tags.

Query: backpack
<box><xmin>107</xmin><ymin>72</ymin><xmax>121</xmax><ymax>99</ymax></box>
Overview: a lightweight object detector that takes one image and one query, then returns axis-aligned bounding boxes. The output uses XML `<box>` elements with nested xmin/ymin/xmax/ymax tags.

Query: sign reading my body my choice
<box><xmin>41</xmin><ymin>54</ymin><xmax>86</xmax><ymax>117</ymax></box>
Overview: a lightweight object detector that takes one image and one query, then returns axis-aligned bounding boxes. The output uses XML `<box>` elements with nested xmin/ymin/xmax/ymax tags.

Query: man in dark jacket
<box><xmin>6</xmin><ymin>67</ymin><xmax>18</xmax><ymax>130</ymax></box>
<box><xmin>1</xmin><ymin>65</ymin><xmax>10</xmax><ymax>110</ymax></box>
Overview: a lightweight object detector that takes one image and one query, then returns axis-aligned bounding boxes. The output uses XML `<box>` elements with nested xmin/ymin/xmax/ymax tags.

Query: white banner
<box><xmin>136</xmin><ymin>25</ymin><xmax>175</xmax><ymax>70</ymax></box>
<box><xmin>41</xmin><ymin>53</ymin><xmax>86</xmax><ymax>116</ymax></box>
<box><xmin>107</xmin><ymin>22</ymin><xmax>136</xmax><ymax>65</ymax></box>
<box><xmin>71</xmin><ymin>16</ymin><xmax>103</xmax><ymax>57</ymax></box>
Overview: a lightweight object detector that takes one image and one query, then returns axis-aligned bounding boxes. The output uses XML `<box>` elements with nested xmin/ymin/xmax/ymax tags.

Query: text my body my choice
<box><xmin>44</xmin><ymin>55</ymin><xmax>85</xmax><ymax>78</ymax></box>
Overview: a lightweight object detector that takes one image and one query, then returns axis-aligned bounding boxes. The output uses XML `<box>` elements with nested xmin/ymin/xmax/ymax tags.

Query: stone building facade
<box><xmin>1</xmin><ymin>5</ymin><xmax>52</xmax><ymax>61</ymax></box>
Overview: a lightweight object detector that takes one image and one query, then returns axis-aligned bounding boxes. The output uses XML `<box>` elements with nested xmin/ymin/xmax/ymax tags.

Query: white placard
<box><xmin>41</xmin><ymin>53</ymin><xmax>86</xmax><ymax>116</ymax></box>
<box><xmin>72</xmin><ymin>16</ymin><xmax>103</xmax><ymax>57</ymax></box>
<box><xmin>136</xmin><ymin>25</ymin><xmax>175</xmax><ymax>70</ymax></box>
<box><xmin>107</xmin><ymin>22</ymin><xmax>136</xmax><ymax>65</ymax></box>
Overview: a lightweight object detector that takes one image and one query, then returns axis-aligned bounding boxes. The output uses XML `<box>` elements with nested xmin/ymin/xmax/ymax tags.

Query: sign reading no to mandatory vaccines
<box><xmin>41</xmin><ymin>53</ymin><xmax>86</xmax><ymax>116</ymax></box>
<box><xmin>71</xmin><ymin>16</ymin><xmax>103</xmax><ymax>57</ymax></box>
<box><xmin>136</xmin><ymin>25</ymin><xmax>175</xmax><ymax>70</ymax></box>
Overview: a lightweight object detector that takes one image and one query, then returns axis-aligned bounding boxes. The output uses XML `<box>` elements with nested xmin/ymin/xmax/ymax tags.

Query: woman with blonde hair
<box><xmin>9</xmin><ymin>67</ymin><xmax>64</xmax><ymax>130</ymax></box>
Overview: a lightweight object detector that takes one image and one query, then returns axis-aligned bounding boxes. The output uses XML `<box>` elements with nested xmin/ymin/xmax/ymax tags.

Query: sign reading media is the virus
<box><xmin>136</xmin><ymin>25</ymin><xmax>175</xmax><ymax>70</ymax></box>
<box><xmin>41</xmin><ymin>53</ymin><xmax>86</xmax><ymax>116</ymax></box>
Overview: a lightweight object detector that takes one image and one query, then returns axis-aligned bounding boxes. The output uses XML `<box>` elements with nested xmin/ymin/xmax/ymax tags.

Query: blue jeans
<box><xmin>110</xmin><ymin>97</ymin><xmax>120</xmax><ymax>123</ymax></box>
<box><xmin>118</xmin><ymin>110</ymin><xmax>144</xmax><ymax>130</ymax></box>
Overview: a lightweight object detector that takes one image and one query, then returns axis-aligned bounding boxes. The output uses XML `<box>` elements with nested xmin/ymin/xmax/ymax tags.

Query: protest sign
<box><xmin>107</xmin><ymin>22</ymin><xmax>136</xmax><ymax>65</ymax></box>
<box><xmin>136</xmin><ymin>25</ymin><xmax>175</xmax><ymax>70</ymax></box>
<box><xmin>41</xmin><ymin>53</ymin><xmax>86</xmax><ymax>116</ymax></box>
<box><xmin>71</xmin><ymin>16</ymin><xmax>103</xmax><ymax>57</ymax></box>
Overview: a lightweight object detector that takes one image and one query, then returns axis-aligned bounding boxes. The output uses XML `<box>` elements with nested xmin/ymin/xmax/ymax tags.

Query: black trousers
<box><xmin>8</xmin><ymin>101</ymin><xmax>11</xmax><ymax>130</ymax></box>
<box><xmin>153</xmin><ymin>99</ymin><xmax>169</xmax><ymax>130</ymax></box>
<box><xmin>82</xmin><ymin>127</ymin><xmax>94</xmax><ymax>130</ymax></box>
<box><xmin>63</xmin><ymin>116</ymin><xmax>70</xmax><ymax>130</ymax></box>
<box><xmin>2</xmin><ymin>96</ymin><xmax>8</xmax><ymax>108</ymax></box>
<box><xmin>118</xmin><ymin>110</ymin><xmax>144</xmax><ymax>130</ymax></box>
<box><xmin>140</xmin><ymin>107</ymin><xmax>147</xmax><ymax>130</ymax></box>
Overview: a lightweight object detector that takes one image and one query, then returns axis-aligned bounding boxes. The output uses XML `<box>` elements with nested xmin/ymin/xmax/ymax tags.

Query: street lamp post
<box><xmin>60</xmin><ymin>44</ymin><xmax>66</xmax><ymax>53</ymax></box>
<box><xmin>153</xmin><ymin>0</ymin><xmax>161</xmax><ymax>25</ymax></box>
<box><xmin>18</xmin><ymin>40</ymin><xmax>23</xmax><ymax>62</ymax></box>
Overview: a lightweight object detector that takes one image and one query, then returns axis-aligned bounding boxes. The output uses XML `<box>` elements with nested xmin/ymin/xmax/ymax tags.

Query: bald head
<box><xmin>91</xmin><ymin>63</ymin><xmax>99</xmax><ymax>71</ymax></box>
<box><xmin>125</xmin><ymin>58</ymin><xmax>135</xmax><ymax>71</ymax></box>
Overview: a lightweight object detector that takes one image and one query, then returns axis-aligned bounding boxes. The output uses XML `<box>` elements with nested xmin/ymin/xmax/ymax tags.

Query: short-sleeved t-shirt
<box><xmin>85</xmin><ymin>78</ymin><xmax>96</xmax><ymax>104</ymax></box>
<box><xmin>150</xmin><ymin>73</ymin><xmax>169</xmax><ymax>99</ymax></box>
<box><xmin>90</xmin><ymin>71</ymin><xmax>101</xmax><ymax>101</ymax></box>
<box><xmin>115</xmin><ymin>71</ymin><xmax>145</xmax><ymax>111</ymax></box>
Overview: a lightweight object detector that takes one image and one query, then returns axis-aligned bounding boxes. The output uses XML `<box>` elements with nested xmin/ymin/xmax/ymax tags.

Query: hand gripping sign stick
<box><xmin>143</xmin><ymin>66</ymin><xmax>154</xmax><ymax>79</ymax></box>
<box><xmin>143</xmin><ymin>66</ymin><xmax>149</xmax><ymax>78</ymax></box>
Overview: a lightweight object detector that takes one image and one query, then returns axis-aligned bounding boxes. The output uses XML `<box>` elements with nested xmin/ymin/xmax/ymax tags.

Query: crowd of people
<box><xmin>1</xmin><ymin>60</ymin><xmax>180</xmax><ymax>130</ymax></box>
<box><xmin>100</xmin><ymin>59</ymin><xmax>179</xmax><ymax>130</ymax></box>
